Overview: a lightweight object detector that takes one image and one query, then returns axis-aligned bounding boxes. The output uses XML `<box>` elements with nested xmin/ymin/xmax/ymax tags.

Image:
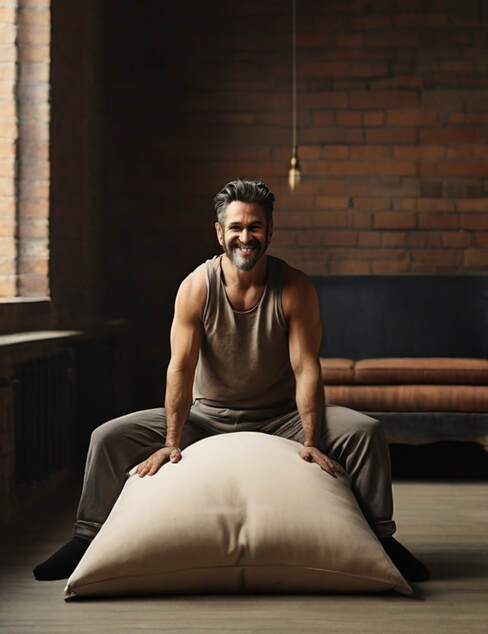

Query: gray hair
<box><xmin>214</xmin><ymin>179</ymin><xmax>275</xmax><ymax>226</ymax></box>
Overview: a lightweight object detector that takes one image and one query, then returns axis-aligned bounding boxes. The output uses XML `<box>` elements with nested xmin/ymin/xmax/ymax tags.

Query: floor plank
<box><xmin>1</xmin><ymin>481</ymin><xmax>487</xmax><ymax>634</ymax></box>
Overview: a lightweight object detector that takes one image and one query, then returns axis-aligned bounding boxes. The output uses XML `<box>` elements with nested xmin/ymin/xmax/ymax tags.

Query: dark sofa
<box><xmin>312</xmin><ymin>275</ymin><xmax>488</xmax><ymax>449</ymax></box>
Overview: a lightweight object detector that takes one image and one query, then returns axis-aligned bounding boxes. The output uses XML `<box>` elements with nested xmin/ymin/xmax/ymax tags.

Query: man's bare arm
<box><xmin>136</xmin><ymin>267</ymin><xmax>206</xmax><ymax>477</ymax></box>
<box><xmin>283</xmin><ymin>268</ymin><xmax>343</xmax><ymax>477</ymax></box>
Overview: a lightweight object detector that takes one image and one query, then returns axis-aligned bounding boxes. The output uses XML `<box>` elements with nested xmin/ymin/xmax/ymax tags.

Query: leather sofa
<box><xmin>312</xmin><ymin>275</ymin><xmax>488</xmax><ymax>449</ymax></box>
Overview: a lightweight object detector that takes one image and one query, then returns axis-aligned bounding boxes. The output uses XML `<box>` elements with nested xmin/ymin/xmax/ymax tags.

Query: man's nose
<box><xmin>240</xmin><ymin>228</ymin><xmax>250</xmax><ymax>243</ymax></box>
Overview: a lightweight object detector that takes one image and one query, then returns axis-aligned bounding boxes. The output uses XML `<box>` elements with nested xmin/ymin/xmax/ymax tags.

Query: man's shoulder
<box><xmin>280</xmin><ymin>261</ymin><xmax>317</xmax><ymax>317</ymax></box>
<box><xmin>176</xmin><ymin>262</ymin><xmax>208</xmax><ymax>318</ymax></box>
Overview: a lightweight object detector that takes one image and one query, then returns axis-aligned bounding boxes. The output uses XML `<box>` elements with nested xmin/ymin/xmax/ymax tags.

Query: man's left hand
<box><xmin>299</xmin><ymin>446</ymin><xmax>345</xmax><ymax>478</ymax></box>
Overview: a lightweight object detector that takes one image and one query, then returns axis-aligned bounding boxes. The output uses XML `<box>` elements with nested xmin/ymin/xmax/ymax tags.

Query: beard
<box><xmin>222</xmin><ymin>233</ymin><xmax>268</xmax><ymax>272</ymax></box>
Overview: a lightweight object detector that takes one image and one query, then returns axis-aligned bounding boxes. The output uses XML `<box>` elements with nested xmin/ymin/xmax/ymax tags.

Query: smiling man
<box><xmin>34</xmin><ymin>179</ymin><xmax>428</xmax><ymax>583</ymax></box>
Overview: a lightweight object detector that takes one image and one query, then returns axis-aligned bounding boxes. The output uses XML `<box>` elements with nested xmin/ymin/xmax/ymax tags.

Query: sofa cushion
<box><xmin>64</xmin><ymin>432</ymin><xmax>411</xmax><ymax>598</ymax></box>
<box><xmin>354</xmin><ymin>358</ymin><xmax>488</xmax><ymax>385</ymax></box>
<box><xmin>325</xmin><ymin>385</ymin><xmax>488</xmax><ymax>412</ymax></box>
<box><xmin>319</xmin><ymin>357</ymin><xmax>355</xmax><ymax>384</ymax></box>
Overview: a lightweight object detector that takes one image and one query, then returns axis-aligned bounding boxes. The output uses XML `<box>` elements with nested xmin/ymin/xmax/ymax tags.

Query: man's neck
<box><xmin>220</xmin><ymin>253</ymin><xmax>268</xmax><ymax>290</ymax></box>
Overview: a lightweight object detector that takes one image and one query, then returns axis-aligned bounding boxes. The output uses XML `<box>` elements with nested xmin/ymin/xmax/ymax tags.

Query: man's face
<box><xmin>215</xmin><ymin>201</ymin><xmax>273</xmax><ymax>272</ymax></box>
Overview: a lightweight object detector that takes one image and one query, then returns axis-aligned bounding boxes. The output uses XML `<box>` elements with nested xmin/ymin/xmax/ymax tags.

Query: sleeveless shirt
<box><xmin>192</xmin><ymin>254</ymin><xmax>296</xmax><ymax>410</ymax></box>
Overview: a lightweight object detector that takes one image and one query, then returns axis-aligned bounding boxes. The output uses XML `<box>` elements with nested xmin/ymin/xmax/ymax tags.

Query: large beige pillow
<box><xmin>65</xmin><ymin>432</ymin><xmax>411</xmax><ymax>598</ymax></box>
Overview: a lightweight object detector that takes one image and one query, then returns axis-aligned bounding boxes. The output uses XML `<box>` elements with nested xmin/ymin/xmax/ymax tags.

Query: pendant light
<box><xmin>288</xmin><ymin>0</ymin><xmax>301</xmax><ymax>191</ymax></box>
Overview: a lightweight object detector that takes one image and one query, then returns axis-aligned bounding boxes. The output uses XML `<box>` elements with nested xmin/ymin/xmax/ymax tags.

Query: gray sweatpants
<box><xmin>74</xmin><ymin>401</ymin><xmax>396</xmax><ymax>540</ymax></box>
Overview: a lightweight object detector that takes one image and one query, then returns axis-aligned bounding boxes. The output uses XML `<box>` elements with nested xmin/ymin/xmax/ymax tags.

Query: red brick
<box><xmin>474</xmin><ymin>233</ymin><xmax>488</xmax><ymax>247</ymax></box>
<box><xmin>18</xmin><ymin>199</ymin><xmax>48</xmax><ymax>218</ymax></box>
<box><xmin>0</xmin><ymin>7</ymin><xmax>15</xmax><ymax>22</ymax></box>
<box><xmin>462</xmin><ymin>213</ymin><xmax>488</xmax><ymax>230</ymax></box>
<box><xmin>19</xmin><ymin>61</ymin><xmax>50</xmax><ymax>83</ymax></box>
<box><xmin>0</xmin><ymin>46</ymin><xmax>16</xmax><ymax>63</ymax></box>
<box><xmin>18</xmin><ymin>257</ymin><xmax>49</xmax><ymax>275</ymax></box>
<box><xmin>418</xmin><ymin>162</ymin><xmax>437</xmax><ymax>177</ymax></box>
<box><xmin>418</xmin><ymin>199</ymin><xmax>455</xmax><ymax>212</ymax></box>
<box><xmin>18</xmin><ymin>218</ymin><xmax>48</xmax><ymax>239</ymax></box>
<box><xmin>354</xmin><ymin>198</ymin><xmax>390</xmax><ymax>210</ymax></box>
<box><xmin>351</xmin><ymin>15</ymin><xmax>393</xmax><ymax>30</ymax></box>
<box><xmin>386</xmin><ymin>109</ymin><xmax>437</xmax><ymax>127</ymax></box>
<box><xmin>320</xmin><ymin>145</ymin><xmax>349</xmax><ymax>160</ymax></box>
<box><xmin>336</xmin><ymin>111</ymin><xmax>362</xmax><ymax>126</ymax></box>
<box><xmin>335</xmin><ymin>33</ymin><xmax>363</xmax><ymax>48</ymax></box>
<box><xmin>393</xmin><ymin>198</ymin><xmax>418</xmax><ymax>211</ymax></box>
<box><xmin>0</xmin><ymin>217</ymin><xmax>14</xmax><ymax>237</ymax></box>
<box><xmin>463</xmin><ymin>249</ymin><xmax>488</xmax><ymax>268</ymax></box>
<box><xmin>372</xmin><ymin>76</ymin><xmax>424</xmax><ymax>92</ymax></box>
<box><xmin>18</xmin><ymin>7</ymin><xmax>50</xmax><ymax>27</ymax></box>
<box><xmin>393</xmin><ymin>145</ymin><xmax>445</xmax><ymax>161</ymax></box>
<box><xmin>374</xmin><ymin>212</ymin><xmax>416</xmax><ymax>229</ymax></box>
<box><xmin>358</xmin><ymin>231</ymin><xmax>381</xmax><ymax>247</ymax></box>
<box><xmin>382</xmin><ymin>232</ymin><xmax>406</xmax><ymax>247</ymax></box>
<box><xmin>363</xmin><ymin>111</ymin><xmax>385</xmax><ymax>126</ymax></box>
<box><xmin>301</xmin><ymin>93</ymin><xmax>348</xmax><ymax>109</ymax></box>
<box><xmin>408</xmin><ymin>231</ymin><xmax>442</xmax><ymax>248</ymax></box>
<box><xmin>438</xmin><ymin>162</ymin><xmax>488</xmax><ymax>178</ymax></box>
<box><xmin>303</xmin><ymin>160</ymin><xmax>416</xmax><ymax>177</ymax></box>
<box><xmin>345</xmin><ymin>129</ymin><xmax>364</xmax><ymax>143</ymax></box>
<box><xmin>0</xmin><ymin>159</ymin><xmax>14</xmax><ymax>178</ymax></box>
<box><xmin>364</xmin><ymin>30</ymin><xmax>419</xmax><ymax>49</ymax></box>
<box><xmin>448</xmin><ymin>112</ymin><xmax>465</xmax><ymax>124</ymax></box>
<box><xmin>348</xmin><ymin>211</ymin><xmax>372</xmax><ymax>228</ymax></box>
<box><xmin>0</xmin><ymin>178</ymin><xmax>14</xmax><ymax>197</ymax></box>
<box><xmin>329</xmin><ymin>260</ymin><xmax>371</xmax><ymax>274</ymax></box>
<box><xmin>311</xmin><ymin>111</ymin><xmax>334</xmax><ymax>126</ymax></box>
<box><xmin>312</xmin><ymin>211</ymin><xmax>348</xmax><ymax>228</ymax></box>
<box><xmin>441</xmin><ymin>231</ymin><xmax>472</xmax><ymax>248</ymax></box>
<box><xmin>18</xmin><ymin>45</ymin><xmax>50</xmax><ymax>63</ymax></box>
<box><xmin>348</xmin><ymin>177</ymin><xmax>420</xmax><ymax>198</ymax></box>
<box><xmin>320</xmin><ymin>230</ymin><xmax>357</xmax><ymax>247</ymax></box>
<box><xmin>0</xmin><ymin>65</ymin><xmax>15</xmax><ymax>82</ymax></box>
<box><xmin>411</xmin><ymin>249</ymin><xmax>463</xmax><ymax>271</ymax></box>
<box><xmin>349</xmin><ymin>146</ymin><xmax>391</xmax><ymax>160</ymax></box>
<box><xmin>350</xmin><ymin>91</ymin><xmax>418</xmax><ymax>109</ymax></box>
<box><xmin>18</xmin><ymin>25</ymin><xmax>50</xmax><ymax>45</ymax></box>
<box><xmin>18</xmin><ymin>274</ymin><xmax>49</xmax><ymax>297</ymax></box>
<box><xmin>19</xmin><ymin>180</ymin><xmax>49</xmax><ymax>199</ymax></box>
<box><xmin>315</xmin><ymin>197</ymin><xmax>349</xmax><ymax>209</ymax></box>
<box><xmin>0</xmin><ymin>99</ymin><xmax>15</xmax><ymax>119</ymax></box>
<box><xmin>421</xmin><ymin>129</ymin><xmax>487</xmax><ymax>144</ymax></box>
<box><xmin>457</xmin><ymin>199</ymin><xmax>488</xmax><ymax>212</ymax></box>
<box><xmin>440</xmin><ymin>60</ymin><xmax>474</xmax><ymax>73</ymax></box>
<box><xmin>0</xmin><ymin>199</ymin><xmax>14</xmax><ymax>215</ymax></box>
<box><xmin>0</xmin><ymin>237</ymin><xmax>15</xmax><ymax>258</ymax></box>
<box><xmin>0</xmin><ymin>277</ymin><xmax>16</xmax><ymax>297</ymax></box>
<box><xmin>372</xmin><ymin>258</ymin><xmax>411</xmax><ymax>274</ymax></box>
<box><xmin>366</xmin><ymin>128</ymin><xmax>417</xmax><ymax>144</ymax></box>
<box><xmin>0</xmin><ymin>259</ymin><xmax>15</xmax><ymax>275</ymax></box>
<box><xmin>0</xmin><ymin>82</ymin><xmax>14</xmax><ymax>98</ymax></box>
<box><xmin>418</xmin><ymin>213</ymin><xmax>460</xmax><ymax>229</ymax></box>
<box><xmin>395</xmin><ymin>13</ymin><xmax>449</xmax><ymax>28</ymax></box>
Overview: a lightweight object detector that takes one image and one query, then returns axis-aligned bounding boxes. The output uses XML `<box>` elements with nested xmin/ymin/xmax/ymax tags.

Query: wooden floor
<box><xmin>1</xmin><ymin>480</ymin><xmax>487</xmax><ymax>634</ymax></box>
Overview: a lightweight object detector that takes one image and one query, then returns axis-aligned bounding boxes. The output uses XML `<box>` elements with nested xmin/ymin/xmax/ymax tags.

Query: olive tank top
<box><xmin>192</xmin><ymin>254</ymin><xmax>296</xmax><ymax>410</ymax></box>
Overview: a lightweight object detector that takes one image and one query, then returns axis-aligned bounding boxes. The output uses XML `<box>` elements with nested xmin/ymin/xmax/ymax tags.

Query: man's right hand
<box><xmin>135</xmin><ymin>446</ymin><xmax>182</xmax><ymax>478</ymax></box>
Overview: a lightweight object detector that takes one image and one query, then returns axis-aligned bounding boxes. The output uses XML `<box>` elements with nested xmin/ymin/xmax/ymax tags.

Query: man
<box><xmin>34</xmin><ymin>179</ymin><xmax>428</xmax><ymax>582</ymax></box>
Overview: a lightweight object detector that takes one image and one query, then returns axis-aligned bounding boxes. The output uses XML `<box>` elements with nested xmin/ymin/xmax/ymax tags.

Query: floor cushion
<box><xmin>64</xmin><ymin>432</ymin><xmax>412</xmax><ymax>598</ymax></box>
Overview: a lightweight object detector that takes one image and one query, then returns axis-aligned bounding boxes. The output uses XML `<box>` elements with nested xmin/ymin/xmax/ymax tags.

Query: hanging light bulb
<box><xmin>289</xmin><ymin>145</ymin><xmax>301</xmax><ymax>191</ymax></box>
<box><xmin>288</xmin><ymin>0</ymin><xmax>301</xmax><ymax>191</ymax></box>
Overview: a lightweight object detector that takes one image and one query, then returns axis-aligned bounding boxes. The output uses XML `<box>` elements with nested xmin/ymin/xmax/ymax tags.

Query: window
<box><xmin>0</xmin><ymin>0</ymin><xmax>50</xmax><ymax>300</ymax></box>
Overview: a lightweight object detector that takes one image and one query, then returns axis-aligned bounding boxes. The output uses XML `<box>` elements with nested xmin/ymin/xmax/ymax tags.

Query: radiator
<box><xmin>13</xmin><ymin>351</ymin><xmax>76</xmax><ymax>484</ymax></box>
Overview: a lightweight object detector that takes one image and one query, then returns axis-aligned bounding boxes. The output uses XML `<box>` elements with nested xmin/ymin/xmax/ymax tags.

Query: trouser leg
<box><xmin>73</xmin><ymin>407</ymin><xmax>209</xmax><ymax>540</ymax></box>
<box><xmin>266</xmin><ymin>404</ymin><xmax>397</xmax><ymax>538</ymax></box>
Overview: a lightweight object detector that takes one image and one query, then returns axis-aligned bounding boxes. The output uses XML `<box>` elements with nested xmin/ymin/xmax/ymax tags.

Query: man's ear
<box><xmin>215</xmin><ymin>221</ymin><xmax>224</xmax><ymax>246</ymax></box>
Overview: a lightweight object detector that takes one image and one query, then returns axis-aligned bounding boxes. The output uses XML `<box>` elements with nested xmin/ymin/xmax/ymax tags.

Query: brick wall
<box><xmin>0</xmin><ymin>0</ymin><xmax>51</xmax><ymax>298</ymax></box>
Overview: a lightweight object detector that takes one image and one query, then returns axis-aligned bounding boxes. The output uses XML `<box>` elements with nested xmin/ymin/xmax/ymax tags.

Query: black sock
<box><xmin>33</xmin><ymin>536</ymin><xmax>91</xmax><ymax>581</ymax></box>
<box><xmin>380</xmin><ymin>536</ymin><xmax>429</xmax><ymax>582</ymax></box>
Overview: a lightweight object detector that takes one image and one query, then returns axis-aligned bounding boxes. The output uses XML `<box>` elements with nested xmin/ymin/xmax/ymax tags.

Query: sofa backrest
<box><xmin>311</xmin><ymin>275</ymin><xmax>488</xmax><ymax>360</ymax></box>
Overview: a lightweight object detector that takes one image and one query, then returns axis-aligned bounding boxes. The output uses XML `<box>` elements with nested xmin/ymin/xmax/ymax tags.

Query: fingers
<box><xmin>169</xmin><ymin>448</ymin><xmax>182</xmax><ymax>463</ymax></box>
